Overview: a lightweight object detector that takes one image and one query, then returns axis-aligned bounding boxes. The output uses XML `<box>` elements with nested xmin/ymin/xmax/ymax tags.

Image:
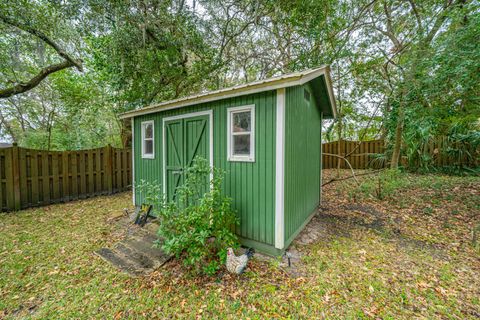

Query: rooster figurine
<box><xmin>226</xmin><ymin>247</ymin><xmax>255</xmax><ymax>275</ymax></box>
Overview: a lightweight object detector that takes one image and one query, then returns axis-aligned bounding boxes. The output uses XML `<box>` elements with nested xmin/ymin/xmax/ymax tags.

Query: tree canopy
<box><xmin>0</xmin><ymin>0</ymin><xmax>478</xmax><ymax>169</ymax></box>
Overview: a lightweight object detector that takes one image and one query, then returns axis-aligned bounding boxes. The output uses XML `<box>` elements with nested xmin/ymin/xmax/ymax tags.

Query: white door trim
<box><xmin>131</xmin><ymin>118</ymin><xmax>135</xmax><ymax>205</ymax></box>
<box><xmin>162</xmin><ymin>110</ymin><xmax>214</xmax><ymax>195</ymax></box>
<box><xmin>275</xmin><ymin>88</ymin><xmax>286</xmax><ymax>249</ymax></box>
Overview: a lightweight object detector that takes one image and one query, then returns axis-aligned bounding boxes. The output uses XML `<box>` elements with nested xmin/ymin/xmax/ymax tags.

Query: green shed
<box><xmin>120</xmin><ymin>66</ymin><xmax>337</xmax><ymax>256</ymax></box>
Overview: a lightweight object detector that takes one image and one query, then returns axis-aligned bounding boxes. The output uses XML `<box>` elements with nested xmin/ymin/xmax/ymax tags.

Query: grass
<box><xmin>1</xmin><ymin>170</ymin><xmax>479</xmax><ymax>319</ymax></box>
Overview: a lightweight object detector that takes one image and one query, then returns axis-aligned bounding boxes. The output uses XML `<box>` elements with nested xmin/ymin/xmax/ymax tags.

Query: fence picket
<box><xmin>0</xmin><ymin>145</ymin><xmax>131</xmax><ymax>212</ymax></box>
<box><xmin>120</xmin><ymin>150</ymin><xmax>128</xmax><ymax>190</ymax></box>
<box><xmin>62</xmin><ymin>152</ymin><xmax>69</xmax><ymax>201</ymax></box>
<box><xmin>31</xmin><ymin>150</ymin><xmax>39</xmax><ymax>206</ymax></box>
<box><xmin>42</xmin><ymin>152</ymin><xmax>50</xmax><ymax>205</ymax></box>
<box><xmin>87</xmin><ymin>150</ymin><xmax>94</xmax><ymax>196</ymax></box>
<box><xmin>19</xmin><ymin>148</ymin><xmax>28</xmax><ymax>207</ymax></box>
<box><xmin>323</xmin><ymin>140</ymin><xmax>384</xmax><ymax>169</ymax></box>
<box><xmin>0</xmin><ymin>149</ymin><xmax>4</xmax><ymax>210</ymax></box>
<box><xmin>322</xmin><ymin>137</ymin><xmax>477</xmax><ymax>169</ymax></box>
<box><xmin>52</xmin><ymin>153</ymin><xmax>60</xmax><ymax>201</ymax></box>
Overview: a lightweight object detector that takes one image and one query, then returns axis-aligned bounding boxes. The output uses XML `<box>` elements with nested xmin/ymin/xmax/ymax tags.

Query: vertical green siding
<box><xmin>133</xmin><ymin>113</ymin><xmax>164</xmax><ymax>206</ymax></box>
<box><xmin>133</xmin><ymin>91</ymin><xmax>277</xmax><ymax>247</ymax></box>
<box><xmin>284</xmin><ymin>83</ymin><xmax>322</xmax><ymax>246</ymax></box>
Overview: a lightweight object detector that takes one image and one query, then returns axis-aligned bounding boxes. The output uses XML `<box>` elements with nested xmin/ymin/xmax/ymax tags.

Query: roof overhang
<box><xmin>119</xmin><ymin>65</ymin><xmax>337</xmax><ymax>119</ymax></box>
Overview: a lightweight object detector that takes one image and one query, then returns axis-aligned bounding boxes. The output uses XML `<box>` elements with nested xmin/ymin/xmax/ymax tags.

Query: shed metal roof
<box><xmin>119</xmin><ymin>65</ymin><xmax>337</xmax><ymax>119</ymax></box>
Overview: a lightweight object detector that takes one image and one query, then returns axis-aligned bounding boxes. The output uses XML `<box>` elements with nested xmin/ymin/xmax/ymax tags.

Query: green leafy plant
<box><xmin>358</xmin><ymin>169</ymin><xmax>409</xmax><ymax>200</ymax></box>
<box><xmin>157</xmin><ymin>157</ymin><xmax>239</xmax><ymax>275</ymax></box>
<box><xmin>135</xmin><ymin>179</ymin><xmax>163</xmax><ymax>211</ymax></box>
<box><xmin>368</xmin><ymin>153</ymin><xmax>388</xmax><ymax>169</ymax></box>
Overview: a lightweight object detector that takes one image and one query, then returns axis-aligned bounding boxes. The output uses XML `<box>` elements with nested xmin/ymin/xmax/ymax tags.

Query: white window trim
<box><xmin>227</xmin><ymin>104</ymin><xmax>255</xmax><ymax>162</ymax></box>
<box><xmin>141</xmin><ymin>120</ymin><xmax>155</xmax><ymax>159</ymax></box>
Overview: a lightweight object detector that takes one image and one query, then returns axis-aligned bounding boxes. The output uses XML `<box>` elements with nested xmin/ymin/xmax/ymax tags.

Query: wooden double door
<box><xmin>164</xmin><ymin>113</ymin><xmax>210</xmax><ymax>200</ymax></box>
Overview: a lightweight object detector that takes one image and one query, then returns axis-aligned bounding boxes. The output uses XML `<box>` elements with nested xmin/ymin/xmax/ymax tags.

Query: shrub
<box><xmin>135</xmin><ymin>179</ymin><xmax>162</xmax><ymax>213</ymax></box>
<box><xmin>157</xmin><ymin>157</ymin><xmax>239</xmax><ymax>275</ymax></box>
<box><xmin>357</xmin><ymin>169</ymin><xmax>408</xmax><ymax>200</ymax></box>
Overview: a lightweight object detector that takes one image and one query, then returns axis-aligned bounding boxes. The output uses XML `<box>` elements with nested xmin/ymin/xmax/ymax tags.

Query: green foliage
<box><xmin>383</xmin><ymin>6</ymin><xmax>480</xmax><ymax>171</ymax></box>
<box><xmin>1</xmin><ymin>0</ymin><xmax>478</xmax><ymax>174</ymax></box>
<box><xmin>368</xmin><ymin>153</ymin><xmax>388</xmax><ymax>169</ymax></box>
<box><xmin>356</xmin><ymin>170</ymin><xmax>409</xmax><ymax>200</ymax></box>
<box><xmin>156</xmin><ymin>157</ymin><xmax>239</xmax><ymax>275</ymax></box>
<box><xmin>88</xmin><ymin>1</ymin><xmax>217</xmax><ymax>112</ymax></box>
<box><xmin>0</xmin><ymin>0</ymin><xmax>216</xmax><ymax>149</ymax></box>
<box><xmin>135</xmin><ymin>179</ymin><xmax>163</xmax><ymax>212</ymax></box>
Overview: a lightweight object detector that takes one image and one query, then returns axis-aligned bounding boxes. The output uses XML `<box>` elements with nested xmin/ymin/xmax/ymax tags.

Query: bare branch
<box><xmin>322</xmin><ymin>169</ymin><xmax>385</xmax><ymax>186</ymax></box>
<box><xmin>323</xmin><ymin>153</ymin><xmax>360</xmax><ymax>185</ymax></box>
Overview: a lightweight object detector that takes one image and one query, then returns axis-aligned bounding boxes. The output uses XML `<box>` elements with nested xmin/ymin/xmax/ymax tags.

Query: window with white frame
<box><xmin>227</xmin><ymin>105</ymin><xmax>255</xmax><ymax>162</ymax></box>
<box><xmin>141</xmin><ymin>120</ymin><xmax>154</xmax><ymax>159</ymax></box>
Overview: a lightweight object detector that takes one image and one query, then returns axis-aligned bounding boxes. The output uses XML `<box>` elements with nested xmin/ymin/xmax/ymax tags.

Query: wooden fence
<box><xmin>0</xmin><ymin>145</ymin><xmax>131</xmax><ymax>212</ymax></box>
<box><xmin>322</xmin><ymin>139</ymin><xmax>384</xmax><ymax>169</ymax></box>
<box><xmin>322</xmin><ymin>138</ymin><xmax>479</xmax><ymax>169</ymax></box>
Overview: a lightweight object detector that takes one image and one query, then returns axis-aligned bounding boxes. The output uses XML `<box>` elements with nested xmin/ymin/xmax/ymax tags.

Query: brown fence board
<box><xmin>31</xmin><ymin>150</ymin><xmax>39</xmax><ymax>206</ymax></box>
<box><xmin>322</xmin><ymin>139</ymin><xmax>384</xmax><ymax>169</ymax></box>
<box><xmin>95</xmin><ymin>150</ymin><xmax>101</xmax><ymax>195</ymax></box>
<box><xmin>19</xmin><ymin>148</ymin><xmax>28</xmax><ymax>207</ymax></box>
<box><xmin>52</xmin><ymin>153</ymin><xmax>60</xmax><ymax>201</ymax></box>
<box><xmin>62</xmin><ymin>152</ymin><xmax>69</xmax><ymax>202</ymax></box>
<box><xmin>5</xmin><ymin>148</ymin><xmax>15</xmax><ymax>209</ymax></box>
<box><xmin>1</xmin><ymin>145</ymin><xmax>132</xmax><ymax>212</ymax></box>
<box><xmin>0</xmin><ymin>149</ymin><xmax>5</xmax><ymax>210</ymax></box>
<box><xmin>322</xmin><ymin>137</ymin><xmax>478</xmax><ymax>169</ymax></box>
<box><xmin>122</xmin><ymin>150</ymin><xmax>128</xmax><ymax>189</ymax></box>
<box><xmin>42</xmin><ymin>152</ymin><xmax>50</xmax><ymax>205</ymax></box>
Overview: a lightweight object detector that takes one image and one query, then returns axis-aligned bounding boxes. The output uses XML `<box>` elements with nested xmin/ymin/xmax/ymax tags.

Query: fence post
<box><xmin>12</xmin><ymin>143</ymin><xmax>21</xmax><ymax>211</ymax></box>
<box><xmin>105</xmin><ymin>145</ymin><xmax>113</xmax><ymax>194</ymax></box>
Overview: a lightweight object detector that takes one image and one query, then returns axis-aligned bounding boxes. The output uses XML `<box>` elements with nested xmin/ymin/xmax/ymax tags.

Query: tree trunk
<box><xmin>390</xmin><ymin>104</ymin><xmax>404</xmax><ymax>168</ymax></box>
<box><xmin>337</xmin><ymin>122</ymin><xmax>343</xmax><ymax>174</ymax></box>
<box><xmin>336</xmin><ymin>64</ymin><xmax>343</xmax><ymax>176</ymax></box>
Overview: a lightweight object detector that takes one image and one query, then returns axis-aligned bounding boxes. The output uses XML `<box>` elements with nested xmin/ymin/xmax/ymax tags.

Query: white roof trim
<box><xmin>120</xmin><ymin>65</ymin><xmax>336</xmax><ymax>119</ymax></box>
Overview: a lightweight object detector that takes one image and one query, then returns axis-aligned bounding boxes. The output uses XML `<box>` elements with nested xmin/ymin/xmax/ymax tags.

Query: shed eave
<box><xmin>323</xmin><ymin>67</ymin><xmax>338</xmax><ymax>119</ymax></box>
<box><xmin>119</xmin><ymin>66</ymin><xmax>336</xmax><ymax>119</ymax></box>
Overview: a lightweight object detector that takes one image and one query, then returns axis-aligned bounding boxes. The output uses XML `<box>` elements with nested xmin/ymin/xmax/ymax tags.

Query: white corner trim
<box><xmin>131</xmin><ymin>118</ymin><xmax>135</xmax><ymax>206</ymax></box>
<box><xmin>275</xmin><ymin>88</ymin><xmax>286</xmax><ymax>249</ymax></box>
<box><xmin>226</xmin><ymin>104</ymin><xmax>255</xmax><ymax>162</ymax></box>
<box><xmin>162</xmin><ymin>110</ymin><xmax>214</xmax><ymax>195</ymax></box>
<box><xmin>140</xmin><ymin>120</ymin><xmax>155</xmax><ymax>159</ymax></box>
<box><xmin>320</xmin><ymin>112</ymin><xmax>323</xmax><ymax>205</ymax></box>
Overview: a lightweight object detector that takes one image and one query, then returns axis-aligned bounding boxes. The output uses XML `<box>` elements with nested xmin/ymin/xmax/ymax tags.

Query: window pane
<box><xmin>233</xmin><ymin>111</ymin><xmax>251</xmax><ymax>132</ymax></box>
<box><xmin>233</xmin><ymin>134</ymin><xmax>250</xmax><ymax>155</ymax></box>
<box><xmin>144</xmin><ymin>124</ymin><xmax>153</xmax><ymax>139</ymax></box>
<box><xmin>144</xmin><ymin>140</ymin><xmax>153</xmax><ymax>155</ymax></box>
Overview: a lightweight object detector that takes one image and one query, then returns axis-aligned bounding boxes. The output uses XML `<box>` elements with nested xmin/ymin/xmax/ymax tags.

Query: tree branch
<box><xmin>322</xmin><ymin>169</ymin><xmax>385</xmax><ymax>186</ymax></box>
<box><xmin>323</xmin><ymin>153</ymin><xmax>360</xmax><ymax>185</ymax></box>
<box><xmin>0</xmin><ymin>60</ymin><xmax>75</xmax><ymax>99</ymax></box>
<box><xmin>0</xmin><ymin>14</ymin><xmax>83</xmax><ymax>72</ymax></box>
<box><xmin>424</xmin><ymin>7</ymin><xmax>449</xmax><ymax>45</ymax></box>
<box><xmin>407</xmin><ymin>0</ymin><xmax>424</xmax><ymax>33</ymax></box>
